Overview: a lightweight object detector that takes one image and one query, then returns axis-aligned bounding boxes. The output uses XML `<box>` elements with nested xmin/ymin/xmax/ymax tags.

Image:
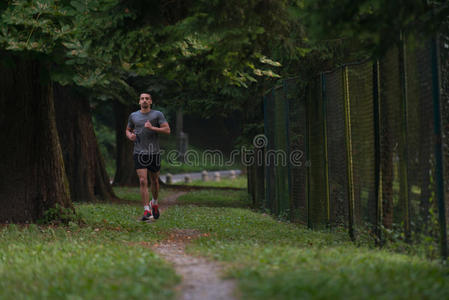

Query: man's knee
<box><xmin>150</xmin><ymin>173</ymin><xmax>159</xmax><ymax>182</ymax></box>
<box><xmin>139</xmin><ymin>177</ymin><xmax>147</xmax><ymax>186</ymax></box>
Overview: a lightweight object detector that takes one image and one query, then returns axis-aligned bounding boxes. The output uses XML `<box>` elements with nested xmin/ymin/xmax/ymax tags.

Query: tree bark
<box><xmin>113</xmin><ymin>100</ymin><xmax>138</xmax><ymax>186</ymax></box>
<box><xmin>0</xmin><ymin>55</ymin><xmax>72</xmax><ymax>222</ymax></box>
<box><xmin>54</xmin><ymin>84</ymin><xmax>116</xmax><ymax>202</ymax></box>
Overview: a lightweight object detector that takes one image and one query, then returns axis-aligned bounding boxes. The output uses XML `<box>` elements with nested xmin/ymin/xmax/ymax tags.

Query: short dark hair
<box><xmin>140</xmin><ymin>92</ymin><xmax>152</xmax><ymax>99</ymax></box>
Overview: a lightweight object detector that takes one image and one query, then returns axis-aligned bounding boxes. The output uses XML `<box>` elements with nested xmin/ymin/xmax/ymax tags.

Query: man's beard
<box><xmin>141</xmin><ymin>103</ymin><xmax>149</xmax><ymax>109</ymax></box>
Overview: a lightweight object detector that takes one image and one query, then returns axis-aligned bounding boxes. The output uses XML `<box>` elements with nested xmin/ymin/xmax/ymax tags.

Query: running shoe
<box><xmin>151</xmin><ymin>200</ymin><xmax>160</xmax><ymax>219</ymax></box>
<box><xmin>141</xmin><ymin>210</ymin><xmax>152</xmax><ymax>221</ymax></box>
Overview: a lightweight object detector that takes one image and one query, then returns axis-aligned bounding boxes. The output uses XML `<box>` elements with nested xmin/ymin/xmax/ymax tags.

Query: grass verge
<box><xmin>175</xmin><ymin>176</ymin><xmax>247</xmax><ymax>189</ymax></box>
<box><xmin>0</xmin><ymin>218</ymin><xmax>179</xmax><ymax>300</ymax></box>
<box><xmin>176</xmin><ymin>189</ymin><xmax>251</xmax><ymax>208</ymax></box>
<box><xmin>160</xmin><ymin>158</ymin><xmax>242</xmax><ymax>174</ymax></box>
<box><xmin>113</xmin><ymin>186</ymin><xmax>176</xmax><ymax>204</ymax></box>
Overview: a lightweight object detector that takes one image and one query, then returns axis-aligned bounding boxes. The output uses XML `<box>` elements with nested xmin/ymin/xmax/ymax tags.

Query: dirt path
<box><xmin>153</xmin><ymin>192</ymin><xmax>238</xmax><ymax>300</ymax></box>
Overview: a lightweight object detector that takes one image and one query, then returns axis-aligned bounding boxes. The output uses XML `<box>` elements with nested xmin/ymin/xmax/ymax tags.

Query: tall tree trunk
<box><xmin>54</xmin><ymin>84</ymin><xmax>116</xmax><ymax>202</ymax></box>
<box><xmin>0</xmin><ymin>55</ymin><xmax>72</xmax><ymax>222</ymax></box>
<box><xmin>113</xmin><ymin>100</ymin><xmax>138</xmax><ymax>186</ymax></box>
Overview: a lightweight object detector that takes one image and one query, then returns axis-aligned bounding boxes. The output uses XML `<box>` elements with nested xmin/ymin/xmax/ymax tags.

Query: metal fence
<box><xmin>248</xmin><ymin>34</ymin><xmax>449</xmax><ymax>258</ymax></box>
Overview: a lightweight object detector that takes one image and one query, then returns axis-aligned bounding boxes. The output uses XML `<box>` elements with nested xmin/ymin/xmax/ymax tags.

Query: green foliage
<box><xmin>0</xmin><ymin>0</ymin><xmax>331</xmax><ymax>125</ymax></box>
<box><xmin>37</xmin><ymin>204</ymin><xmax>80</xmax><ymax>225</ymax></box>
<box><xmin>302</xmin><ymin>0</ymin><xmax>449</xmax><ymax>56</ymax></box>
<box><xmin>0</xmin><ymin>0</ymin><xmax>129</xmax><ymax>88</ymax></box>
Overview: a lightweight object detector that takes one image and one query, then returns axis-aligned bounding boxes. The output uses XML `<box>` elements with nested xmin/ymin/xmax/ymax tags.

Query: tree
<box><xmin>0</xmin><ymin>0</ymin><xmax>128</xmax><ymax>221</ymax></box>
<box><xmin>54</xmin><ymin>84</ymin><xmax>116</xmax><ymax>202</ymax></box>
<box><xmin>113</xmin><ymin>99</ymin><xmax>139</xmax><ymax>186</ymax></box>
<box><xmin>0</xmin><ymin>53</ymin><xmax>72</xmax><ymax>222</ymax></box>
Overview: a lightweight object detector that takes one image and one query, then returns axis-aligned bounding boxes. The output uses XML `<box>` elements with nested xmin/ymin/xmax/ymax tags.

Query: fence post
<box><xmin>373</xmin><ymin>60</ymin><xmax>383</xmax><ymax>245</ymax></box>
<box><xmin>431</xmin><ymin>34</ymin><xmax>448</xmax><ymax>259</ymax></box>
<box><xmin>343</xmin><ymin>66</ymin><xmax>356</xmax><ymax>241</ymax></box>
<box><xmin>321</xmin><ymin>73</ymin><xmax>331</xmax><ymax>227</ymax></box>
<box><xmin>399</xmin><ymin>33</ymin><xmax>411</xmax><ymax>242</ymax></box>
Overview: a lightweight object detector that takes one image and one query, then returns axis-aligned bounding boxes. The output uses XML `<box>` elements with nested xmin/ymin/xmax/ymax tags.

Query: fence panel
<box><xmin>264</xmin><ymin>87</ymin><xmax>290</xmax><ymax>216</ymax></box>
<box><xmin>274</xmin><ymin>86</ymin><xmax>290</xmax><ymax>217</ymax></box>
<box><xmin>324</xmin><ymin>69</ymin><xmax>349</xmax><ymax>227</ymax></box>
<box><xmin>252</xmin><ymin>33</ymin><xmax>449</xmax><ymax>258</ymax></box>
<box><xmin>404</xmin><ymin>37</ymin><xmax>440</xmax><ymax>249</ymax></box>
<box><xmin>439</xmin><ymin>31</ymin><xmax>449</xmax><ymax>257</ymax></box>
<box><xmin>264</xmin><ymin>91</ymin><xmax>277</xmax><ymax>213</ymax></box>
<box><xmin>307</xmin><ymin>77</ymin><xmax>329</xmax><ymax>228</ymax></box>
<box><xmin>379</xmin><ymin>46</ymin><xmax>406</xmax><ymax>235</ymax></box>
<box><xmin>347</xmin><ymin>62</ymin><xmax>377</xmax><ymax>231</ymax></box>
<box><xmin>285</xmin><ymin>78</ymin><xmax>308</xmax><ymax>223</ymax></box>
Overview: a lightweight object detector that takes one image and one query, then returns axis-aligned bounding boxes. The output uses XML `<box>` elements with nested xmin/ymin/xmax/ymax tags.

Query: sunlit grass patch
<box><xmin>175</xmin><ymin>175</ymin><xmax>247</xmax><ymax>188</ymax></box>
<box><xmin>176</xmin><ymin>190</ymin><xmax>251</xmax><ymax>208</ymax></box>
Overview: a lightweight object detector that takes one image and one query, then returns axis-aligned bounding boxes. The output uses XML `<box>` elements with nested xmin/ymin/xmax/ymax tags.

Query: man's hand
<box><xmin>126</xmin><ymin>127</ymin><xmax>137</xmax><ymax>141</ymax></box>
<box><xmin>144</xmin><ymin>120</ymin><xmax>153</xmax><ymax>130</ymax></box>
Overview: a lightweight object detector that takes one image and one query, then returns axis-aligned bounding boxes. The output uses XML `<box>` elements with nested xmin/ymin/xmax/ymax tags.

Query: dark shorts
<box><xmin>134</xmin><ymin>153</ymin><xmax>161</xmax><ymax>172</ymax></box>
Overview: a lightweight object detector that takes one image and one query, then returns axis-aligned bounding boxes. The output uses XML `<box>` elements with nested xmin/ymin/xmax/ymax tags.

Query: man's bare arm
<box><xmin>144</xmin><ymin>121</ymin><xmax>171</xmax><ymax>135</ymax></box>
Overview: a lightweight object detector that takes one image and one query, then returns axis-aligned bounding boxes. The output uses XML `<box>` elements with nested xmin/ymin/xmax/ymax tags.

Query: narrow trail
<box><xmin>153</xmin><ymin>191</ymin><xmax>238</xmax><ymax>300</ymax></box>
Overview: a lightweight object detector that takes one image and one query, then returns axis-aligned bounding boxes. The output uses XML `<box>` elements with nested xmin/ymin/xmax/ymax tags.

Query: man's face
<box><xmin>139</xmin><ymin>93</ymin><xmax>152</xmax><ymax>109</ymax></box>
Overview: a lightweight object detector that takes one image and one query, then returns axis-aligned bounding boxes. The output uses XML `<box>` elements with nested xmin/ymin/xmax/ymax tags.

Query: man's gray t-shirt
<box><xmin>127</xmin><ymin>110</ymin><xmax>167</xmax><ymax>154</ymax></box>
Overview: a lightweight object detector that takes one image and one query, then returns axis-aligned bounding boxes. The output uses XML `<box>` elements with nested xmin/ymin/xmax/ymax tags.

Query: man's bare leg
<box><xmin>137</xmin><ymin>169</ymin><xmax>151</xmax><ymax>220</ymax></box>
<box><xmin>149</xmin><ymin>171</ymin><xmax>160</xmax><ymax>200</ymax></box>
<box><xmin>149</xmin><ymin>171</ymin><xmax>160</xmax><ymax>218</ymax></box>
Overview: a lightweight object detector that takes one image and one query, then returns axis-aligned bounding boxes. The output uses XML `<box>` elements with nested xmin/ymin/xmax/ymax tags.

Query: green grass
<box><xmin>113</xmin><ymin>186</ymin><xmax>176</xmax><ymax>203</ymax></box>
<box><xmin>166</xmin><ymin>190</ymin><xmax>449</xmax><ymax>300</ymax></box>
<box><xmin>3</xmin><ymin>188</ymin><xmax>448</xmax><ymax>300</ymax></box>
<box><xmin>176</xmin><ymin>190</ymin><xmax>251</xmax><ymax>207</ymax></box>
<box><xmin>160</xmin><ymin>158</ymin><xmax>241</xmax><ymax>174</ymax></box>
<box><xmin>175</xmin><ymin>176</ymin><xmax>247</xmax><ymax>189</ymax></box>
<box><xmin>0</xmin><ymin>217</ymin><xmax>179</xmax><ymax>300</ymax></box>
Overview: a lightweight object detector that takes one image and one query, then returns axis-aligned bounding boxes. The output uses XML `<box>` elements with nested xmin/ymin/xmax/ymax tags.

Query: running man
<box><xmin>126</xmin><ymin>92</ymin><xmax>170</xmax><ymax>221</ymax></box>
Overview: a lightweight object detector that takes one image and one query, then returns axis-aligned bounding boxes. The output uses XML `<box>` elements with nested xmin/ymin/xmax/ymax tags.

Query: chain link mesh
<box><xmin>264</xmin><ymin>91</ymin><xmax>276</xmax><ymax>213</ymax></box>
<box><xmin>439</xmin><ymin>31</ymin><xmax>449</xmax><ymax>254</ymax></box>
<box><xmin>249</xmin><ymin>33</ymin><xmax>449</xmax><ymax>258</ymax></box>
<box><xmin>405</xmin><ymin>37</ymin><xmax>439</xmax><ymax>246</ymax></box>
<box><xmin>285</xmin><ymin>78</ymin><xmax>308</xmax><ymax>223</ymax></box>
<box><xmin>307</xmin><ymin>77</ymin><xmax>328</xmax><ymax>227</ymax></box>
<box><xmin>347</xmin><ymin>62</ymin><xmax>377</xmax><ymax>230</ymax></box>
<box><xmin>324</xmin><ymin>69</ymin><xmax>349</xmax><ymax>227</ymax></box>
<box><xmin>378</xmin><ymin>46</ymin><xmax>404</xmax><ymax>234</ymax></box>
<box><xmin>275</xmin><ymin>86</ymin><xmax>290</xmax><ymax>217</ymax></box>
